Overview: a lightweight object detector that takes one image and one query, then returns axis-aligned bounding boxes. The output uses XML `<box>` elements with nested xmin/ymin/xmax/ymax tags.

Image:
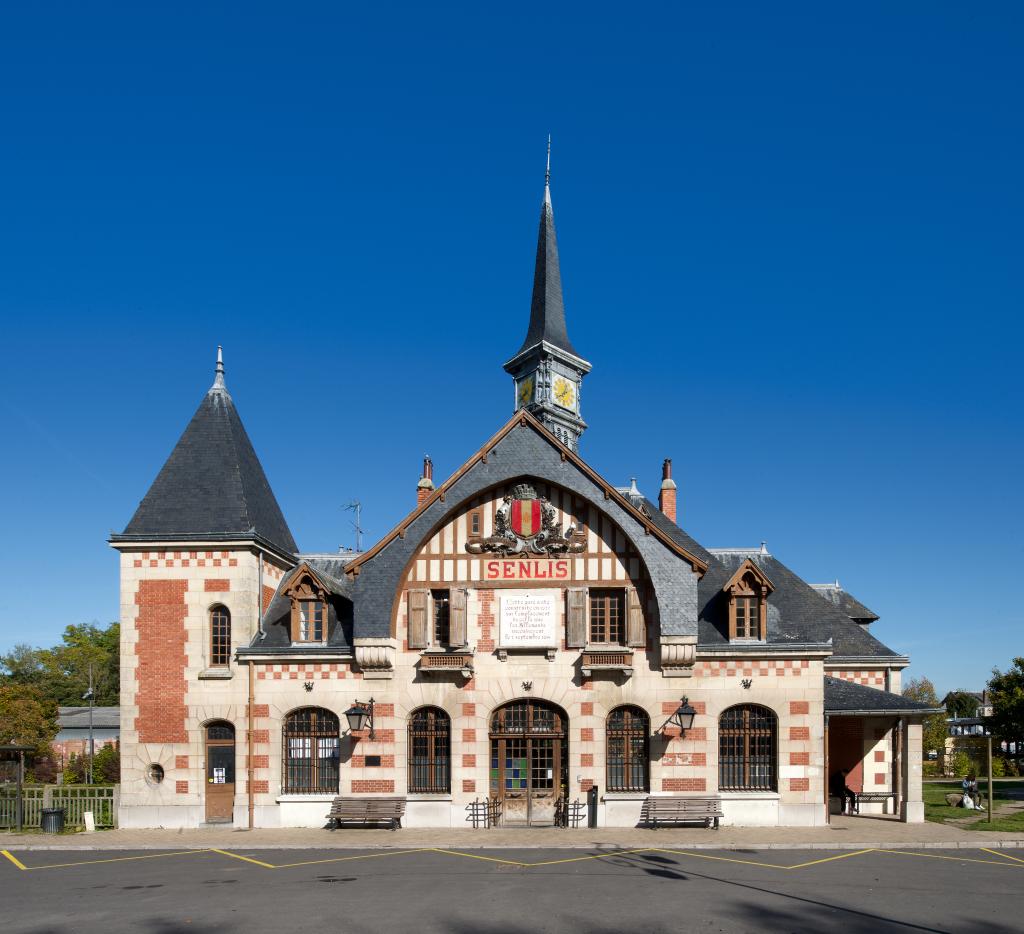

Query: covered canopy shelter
<box><xmin>824</xmin><ymin>677</ymin><xmax>942</xmax><ymax>823</ymax></box>
<box><xmin>0</xmin><ymin>744</ymin><xmax>35</xmax><ymax>832</ymax></box>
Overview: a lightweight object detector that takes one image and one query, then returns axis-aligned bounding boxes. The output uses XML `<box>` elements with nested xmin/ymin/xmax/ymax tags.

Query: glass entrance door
<box><xmin>489</xmin><ymin>701</ymin><xmax>567</xmax><ymax>826</ymax></box>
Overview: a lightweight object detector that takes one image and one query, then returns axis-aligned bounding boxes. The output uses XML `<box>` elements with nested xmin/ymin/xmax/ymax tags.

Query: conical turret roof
<box><xmin>114</xmin><ymin>349</ymin><xmax>297</xmax><ymax>557</ymax></box>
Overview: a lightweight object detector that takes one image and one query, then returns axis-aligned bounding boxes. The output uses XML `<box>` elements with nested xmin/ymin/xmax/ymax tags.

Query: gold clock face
<box><xmin>553</xmin><ymin>376</ymin><xmax>576</xmax><ymax>409</ymax></box>
<box><xmin>517</xmin><ymin>376</ymin><xmax>534</xmax><ymax>407</ymax></box>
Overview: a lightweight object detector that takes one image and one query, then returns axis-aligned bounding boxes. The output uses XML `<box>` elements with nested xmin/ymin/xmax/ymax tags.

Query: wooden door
<box><xmin>490</xmin><ymin>701</ymin><xmax>567</xmax><ymax>826</ymax></box>
<box><xmin>205</xmin><ymin>722</ymin><xmax>235</xmax><ymax>823</ymax></box>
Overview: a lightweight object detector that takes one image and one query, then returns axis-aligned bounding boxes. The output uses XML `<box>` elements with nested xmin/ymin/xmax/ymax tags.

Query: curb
<box><xmin>3</xmin><ymin>840</ymin><xmax>1024</xmax><ymax>852</ymax></box>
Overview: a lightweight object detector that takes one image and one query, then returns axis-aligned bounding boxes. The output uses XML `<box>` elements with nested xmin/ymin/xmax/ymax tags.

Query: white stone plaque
<box><xmin>499</xmin><ymin>590</ymin><xmax>558</xmax><ymax>647</ymax></box>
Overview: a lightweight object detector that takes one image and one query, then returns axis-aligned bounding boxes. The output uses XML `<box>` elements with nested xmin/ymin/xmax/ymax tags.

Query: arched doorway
<box><xmin>489</xmin><ymin>700</ymin><xmax>568</xmax><ymax>826</ymax></box>
<box><xmin>204</xmin><ymin>721</ymin><xmax>235</xmax><ymax>823</ymax></box>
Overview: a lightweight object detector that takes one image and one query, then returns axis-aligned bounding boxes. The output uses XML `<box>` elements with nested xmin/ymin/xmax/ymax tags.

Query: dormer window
<box><xmin>723</xmin><ymin>560</ymin><xmax>774</xmax><ymax>642</ymax></box>
<box><xmin>287</xmin><ymin>570</ymin><xmax>330</xmax><ymax>644</ymax></box>
<box><xmin>298</xmin><ymin>600</ymin><xmax>326</xmax><ymax>643</ymax></box>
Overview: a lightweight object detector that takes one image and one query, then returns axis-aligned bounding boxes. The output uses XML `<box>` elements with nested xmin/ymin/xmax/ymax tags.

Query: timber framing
<box><xmin>344</xmin><ymin>411</ymin><xmax>709</xmax><ymax>578</ymax></box>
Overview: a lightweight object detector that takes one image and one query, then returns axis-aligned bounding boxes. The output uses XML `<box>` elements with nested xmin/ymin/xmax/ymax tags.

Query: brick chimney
<box><xmin>659</xmin><ymin>458</ymin><xmax>677</xmax><ymax>523</ymax></box>
<box><xmin>417</xmin><ymin>455</ymin><xmax>435</xmax><ymax>506</ymax></box>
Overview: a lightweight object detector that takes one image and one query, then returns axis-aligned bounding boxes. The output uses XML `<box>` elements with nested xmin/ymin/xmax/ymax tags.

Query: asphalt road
<box><xmin>3</xmin><ymin>847</ymin><xmax>1023</xmax><ymax>934</ymax></box>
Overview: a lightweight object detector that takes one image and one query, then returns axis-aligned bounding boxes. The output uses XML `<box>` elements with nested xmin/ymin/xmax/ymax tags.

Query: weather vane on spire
<box><xmin>545</xmin><ymin>134</ymin><xmax>551</xmax><ymax>188</ymax></box>
<box><xmin>212</xmin><ymin>345</ymin><xmax>226</xmax><ymax>391</ymax></box>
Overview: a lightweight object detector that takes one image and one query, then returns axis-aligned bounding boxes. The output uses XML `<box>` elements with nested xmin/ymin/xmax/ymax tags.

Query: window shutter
<box><xmin>449</xmin><ymin>588</ymin><xmax>468</xmax><ymax>646</ymax></box>
<box><xmin>408</xmin><ymin>589</ymin><xmax>428</xmax><ymax>649</ymax></box>
<box><xmin>566</xmin><ymin>587</ymin><xmax>587</xmax><ymax>648</ymax></box>
<box><xmin>626</xmin><ymin>586</ymin><xmax>645</xmax><ymax>647</ymax></box>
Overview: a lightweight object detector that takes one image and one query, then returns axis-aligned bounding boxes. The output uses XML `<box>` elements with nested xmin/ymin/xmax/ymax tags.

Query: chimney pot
<box><xmin>417</xmin><ymin>454</ymin><xmax>436</xmax><ymax>505</ymax></box>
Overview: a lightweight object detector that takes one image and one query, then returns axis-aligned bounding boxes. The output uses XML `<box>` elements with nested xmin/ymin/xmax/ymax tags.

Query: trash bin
<box><xmin>41</xmin><ymin>807</ymin><xmax>65</xmax><ymax>834</ymax></box>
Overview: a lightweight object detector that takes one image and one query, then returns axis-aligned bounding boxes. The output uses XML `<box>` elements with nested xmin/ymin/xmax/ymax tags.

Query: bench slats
<box><xmin>639</xmin><ymin>796</ymin><xmax>723</xmax><ymax>829</ymax></box>
<box><xmin>327</xmin><ymin>796</ymin><xmax>406</xmax><ymax>830</ymax></box>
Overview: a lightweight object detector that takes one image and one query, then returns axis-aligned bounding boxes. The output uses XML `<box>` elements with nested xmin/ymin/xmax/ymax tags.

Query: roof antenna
<box><xmin>343</xmin><ymin>500</ymin><xmax>364</xmax><ymax>552</ymax></box>
<box><xmin>212</xmin><ymin>345</ymin><xmax>226</xmax><ymax>391</ymax></box>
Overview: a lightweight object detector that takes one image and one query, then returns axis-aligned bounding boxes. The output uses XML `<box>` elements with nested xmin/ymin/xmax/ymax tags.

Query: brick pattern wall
<box><xmin>132</xmin><ymin>550</ymin><xmax>239</xmax><ymax>569</ymax></box>
<box><xmin>257</xmin><ymin>663</ymin><xmax>360</xmax><ymax>680</ymax></box>
<box><xmin>352</xmin><ymin>780</ymin><xmax>395</xmax><ymax>793</ymax></box>
<box><xmin>695</xmin><ymin>659</ymin><xmax>810</xmax><ymax>677</ymax></box>
<box><xmin>477</xmin><ymin>589</ymin><xmax>495</xmax><ymax>652</ymax></box>
<box><xmin>830</xmin><ymin>669</ymin><xmax>885</xmax><ymax>687</ymax></box>
<box><xmin>135</xmin><ymin>579</ymin><xmax>188</xmax><ymax>743</ymax></box>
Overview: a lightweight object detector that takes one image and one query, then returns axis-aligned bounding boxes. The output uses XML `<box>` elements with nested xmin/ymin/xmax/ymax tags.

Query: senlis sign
<box><xmin>484</xmin><ymin>559</ymin><xmax>570</xmax><ymax>581</ymax></box>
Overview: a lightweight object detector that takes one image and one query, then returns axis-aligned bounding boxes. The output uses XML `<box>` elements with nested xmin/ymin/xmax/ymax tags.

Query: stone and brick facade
<box><xmin>112</xmin><ymin>177</ymin><xmax>937</xmax><ymax>830</ymax></box>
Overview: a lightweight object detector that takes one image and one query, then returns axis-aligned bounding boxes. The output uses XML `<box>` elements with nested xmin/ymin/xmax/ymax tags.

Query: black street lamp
<box><xmin>344</xmin><ymin>699</ymin><xmax>375</xmax><ymax>739</ymax></box>
<box><xmin>662</xmin><ymin>697</ymin><xmax>697</xmax><ymax>736</ymax></box>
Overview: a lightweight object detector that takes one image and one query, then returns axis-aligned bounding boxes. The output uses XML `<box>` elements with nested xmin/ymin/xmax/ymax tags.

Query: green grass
<box><xmin>923</xmin><ymin>780</ymin><xmax>1024</xmax><ymax>831</ymax></box>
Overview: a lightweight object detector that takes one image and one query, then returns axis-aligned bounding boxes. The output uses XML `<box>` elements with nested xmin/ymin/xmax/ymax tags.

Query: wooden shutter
<box><xmin>566</xmin><ymin>587</ymin><xmax>587</xmax><ymax>648</ymax></box>
<box><xmin>626</xmin><ymin>586</ymin><xmax>645</xmax><ymax>647</ymax></box>
<box><xmin>449</xmin><ymin>588</ymin><xmax>468</xmax><ymax>646</ymax></box>
<box><xmin>408</xmin><ymin>589</ymin><xmax>428</xmax><ymax>649</ymax></box>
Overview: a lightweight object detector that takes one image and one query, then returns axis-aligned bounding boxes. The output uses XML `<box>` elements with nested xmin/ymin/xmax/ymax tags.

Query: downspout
<box><xmin>893</xmin><ymin>717</ymin><xmax>903</xmax><ymax>819</ymax></box>
<box><xmin>248</xmin><ymin>659</ymin><xmax>255</xmax><ymax>830</ymax></box>
<box><xmin>257</xmin><ymin>549</ymin><xmax>266</xmax><ymax>640</ymax></box>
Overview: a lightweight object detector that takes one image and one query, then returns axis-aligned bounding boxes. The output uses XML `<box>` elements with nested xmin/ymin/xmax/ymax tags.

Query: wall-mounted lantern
<box><xmin>660</xmin><ymin>697</ymin><xmax>697</xmax><ymax>738</ymax></box>
<box><xmin>344</xmin><ymin>698</ymin><xmax>375</xmax><ymax>741</ymax></box>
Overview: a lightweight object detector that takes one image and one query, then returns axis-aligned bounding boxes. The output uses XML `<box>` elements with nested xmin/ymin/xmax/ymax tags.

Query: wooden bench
<box><xmin>326</xmin><ymin>796</ymin><xmax>406</xmax><ymax>831</ymax></box>
<box><xmin>852</xmin><ymin>791</ymin><xmax>895</xmax><ymax>815</ymax></box>
<box><xmin>640</xmin><ymin>796</ymin><xmax>723</xmax><ymax>829</ymax></box>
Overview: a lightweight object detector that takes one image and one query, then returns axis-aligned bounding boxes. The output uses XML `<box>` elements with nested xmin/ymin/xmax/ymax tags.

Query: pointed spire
<box><xmin>513</xmin><ymin>137</ymin><xmax>578</xmax><ymax>358</ymax></box>
<box><xmin>211</xmin><ymin>345</ymin><xmax>226</xmax><ymax>392</ymax></box>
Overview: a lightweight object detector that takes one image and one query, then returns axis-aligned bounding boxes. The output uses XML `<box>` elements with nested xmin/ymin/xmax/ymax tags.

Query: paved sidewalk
<box><xmin>3</xmin><ymin>815</ymin><xmax>1024</xmax><ymax>850</ymax></box>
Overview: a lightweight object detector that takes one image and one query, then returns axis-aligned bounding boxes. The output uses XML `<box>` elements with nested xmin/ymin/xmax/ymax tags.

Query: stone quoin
<box><xmin>110</xmin><ymin>161</ymin><xmax>939</xmax><ymax>829</ymax></box>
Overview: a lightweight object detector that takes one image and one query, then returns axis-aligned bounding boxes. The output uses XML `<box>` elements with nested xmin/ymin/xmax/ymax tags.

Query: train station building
<box><xmin>111</xmin><ymin>170</ymin><xmax>936</xmax><ymax>828</ymax></box>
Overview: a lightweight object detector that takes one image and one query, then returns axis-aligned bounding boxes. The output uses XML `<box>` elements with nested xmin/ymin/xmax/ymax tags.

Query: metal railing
<box><xmin>465</xmin><ymin>797</ymin><xmax>502</xmax><ymax>829</ymax></box>
<box><xmin>0</xmin><ymin>785</ymin><xmax>119</xmax><ymax>830</ymax></box>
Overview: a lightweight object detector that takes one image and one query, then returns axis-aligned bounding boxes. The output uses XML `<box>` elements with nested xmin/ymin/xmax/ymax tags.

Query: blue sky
<box><xmin>0</xmin><ymin>3</ymin><xmax>1020</xmax><ymax>696</ymax></box>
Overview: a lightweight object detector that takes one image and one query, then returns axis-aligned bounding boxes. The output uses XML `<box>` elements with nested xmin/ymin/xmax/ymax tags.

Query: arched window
<box><xmin>719</xmin><ymin>705</ymin><xmax>777</xmax><ymax>792</ymax></box>
<box><xmin>210</xmin><ymin>605</ymin><xmax>231</xmax><ymax>667</ymax></box>
<box><xmin>282</xmin><ymin>708</ymin><xmax>339</xmax><ymax>794</ymax></box>
<box><xmin>607</xmin><ymin>706</ymin><xmax>649</xmax><ymax>792</ymax></box>
<box><xmin>408</xmin><ymin>707</ymin><xmax>450</xmax><ymax>794</ymax></box>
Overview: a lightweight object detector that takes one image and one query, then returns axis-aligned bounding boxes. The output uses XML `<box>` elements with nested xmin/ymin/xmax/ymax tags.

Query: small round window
<box><xmin>146</xmin><ymin>763</ymin><xmax>165</xmax><ymax>785</ymax></box>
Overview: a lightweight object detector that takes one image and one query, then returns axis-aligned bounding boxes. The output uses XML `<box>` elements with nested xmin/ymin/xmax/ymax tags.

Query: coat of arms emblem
<box><xmin>466</xmin><ymin>484</ymin><xmax>585</xmax><ymax>556</ymax></box>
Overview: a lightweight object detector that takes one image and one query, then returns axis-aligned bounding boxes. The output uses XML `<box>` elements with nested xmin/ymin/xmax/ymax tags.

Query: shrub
<box><xmin>948</xmin><ymin>750</ymin><xmax>972</xmax><ymax>777</ymax></box>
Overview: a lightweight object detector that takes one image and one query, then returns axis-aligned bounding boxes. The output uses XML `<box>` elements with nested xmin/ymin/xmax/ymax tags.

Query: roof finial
<box><xmin>212</xmin><ymin>345</ymin><xmax>226</xmax><ymax>391</ymax></box>
<box><xmin>544</xmin><ymin>134</ymin><xmax>552</xmax><ymax>206</ymax></box>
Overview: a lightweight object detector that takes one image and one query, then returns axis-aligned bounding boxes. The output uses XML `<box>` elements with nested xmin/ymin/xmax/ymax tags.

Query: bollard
<box><xmin>587</xmin><ymin>784</ymin><xmax>598</xmax><ymax>828</ymax></box>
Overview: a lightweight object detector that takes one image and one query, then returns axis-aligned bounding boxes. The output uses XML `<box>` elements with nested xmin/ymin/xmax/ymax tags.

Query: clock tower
<box><xmin>504</xmin><ymin>149</ymin><xmax>591</xmax><ymax>451</ymax></box>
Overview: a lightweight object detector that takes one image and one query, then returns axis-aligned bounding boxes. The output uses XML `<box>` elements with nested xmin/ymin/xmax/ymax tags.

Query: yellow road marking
<box><xmin>525</xmin><ymin>847</ymin><xmax>662</xmax><ymax>867</ymax></box>
<box><xmin>650</xmin><ymin>848</ymin><xmax>797</xmax><ymax>870</ymax></box>
<box><xmin>873</xmin><ymin>849</ymin><xmax>1024</xmax><ymax>869</ymax></box>
<box><xmin>2</xmin><ymin>850</ymin><xmax>27</xmax><ymax>870</ymax></box>
<box><xmin>210</xmin><ymin>849</ymin><xmax>276</xmax><ymax>869</ymax></box>
<box><xmin>980</xmin><ymin>847</ymin><xmax>1024</xmax><ymax>865</ymax></box>
<box><xmin>8</xmin><ymin>849</ymin><xmax>211</xmax><ymax>871</ymax></box>
<box><xmin>786</xmin><ymin>848</ymin><xmax>877</xmax><ymax>869</ymax></box>
<box><xmin>429</xmin><ymin>848</ymin><xmax>529</xmax><ymax>866</ymax></box>
<box><xmin>273</xmin><ymin>848</ymin><xmax>434</xmax><ymax>869</ymax></box>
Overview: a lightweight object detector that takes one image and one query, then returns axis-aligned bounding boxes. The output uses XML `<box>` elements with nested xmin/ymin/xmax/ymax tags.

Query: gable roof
<box><xmin>112</xmin><ymin>355</ymin><xmax>297</xmax><ymax>558</ymax></box>
<box><xmin>57</xmin><ymin>707</ymin><xmax>120</xmax><ymax>730</ymax></box>
<box><xmin>346</xmin><ymin>410</ymin><xmax>708</xmax><ymax>577</ymax></box>
<box><xmin>824</xmin><ymin>677</ymin><xmax>942</xmax><ymax>717</ymax></box>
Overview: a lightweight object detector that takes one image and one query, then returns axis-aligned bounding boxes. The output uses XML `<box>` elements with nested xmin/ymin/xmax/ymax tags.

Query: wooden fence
<box><xmin>0</xmin><ymin>785</ymin><xmax>119</xmax><ymax>829</ymax></box>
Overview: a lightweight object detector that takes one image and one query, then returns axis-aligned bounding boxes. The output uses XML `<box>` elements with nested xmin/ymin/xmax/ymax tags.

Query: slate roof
<box><xmin>811</xmin><ymin>583</ymin><xmax>879</xmax><ymax>623</ymax></box>
<box><xmin>57</xmin><ymin>707</ymin><xmax>120</xmax><ymax>730</ymax></box>
<box><xmin>510</xmin><ymin>182</ymin><xmax>580</xmax><ymax>360</ymax></box>
<box><xmin>824</xmin><ymin>677</ymin><xmax>941</xmax><ymax>716</ymax></box>
<box><xmin>697</xmin><ymin>549</ymin><xmax>900</xmax><ymax>658</ymax></box>
<box><xmin>248</xmin><ymin>555</ymin><xmax>356</xmax><ymax>652</ymax></box>
<box><xmin>112</xmin><ymin>359</ymin><xmax>297</xmax><ymax>557</ymax></box>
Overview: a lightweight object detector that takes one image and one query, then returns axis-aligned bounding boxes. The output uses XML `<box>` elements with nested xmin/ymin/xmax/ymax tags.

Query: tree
<box><xmin>988</xmin><ymin>657</ymin><xmax>1024</xmax><ymax>759</ymax></box>
<box><xmin>1</xmin><ymin>622</ymin><xmax>120</xmax><ymax>708</ymax></box>
<box><xmin>904</xmin><ymin>677</ymin><xmax>947</xmax><ymax>757</ymax></box>
<box><xmin>944</xmin><ymin>691</ymin><xmax>979</xmax><ymax>719</ymax></box>
<box><xmin>93</xmin><ymin>742</ymin><xmax>121</xmax><ymax>784</ymax></box>
<box><xmin>0</xmin><ymin>683</ymin><xmax>59</xmax><ymax>757</ymax></box>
